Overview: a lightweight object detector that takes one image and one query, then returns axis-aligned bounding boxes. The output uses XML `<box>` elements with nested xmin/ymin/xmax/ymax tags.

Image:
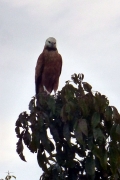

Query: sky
<box><xmin>0</xmin><ymin>0</ymin><xmax>120</xmax><ymax>179</ymax></box>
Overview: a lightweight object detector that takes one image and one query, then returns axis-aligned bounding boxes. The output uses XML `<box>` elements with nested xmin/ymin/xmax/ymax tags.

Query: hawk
<box><xmin>35</xmin><ymin>37</ymin><xmax>62</xmax><ymax>95</ymax></box>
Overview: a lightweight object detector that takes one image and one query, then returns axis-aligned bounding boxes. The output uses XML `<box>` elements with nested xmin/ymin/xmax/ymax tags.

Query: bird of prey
<box><xmin>35</xmin><ymin>37</ymin><xmax>62</xmax><ymax>95</ymax></box>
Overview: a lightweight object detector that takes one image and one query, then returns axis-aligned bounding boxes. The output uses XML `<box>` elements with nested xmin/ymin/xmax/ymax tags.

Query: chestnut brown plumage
<box><xmin>35</xmin><ymin>37</ymin><xmax>62</xmax><ymax>95</ymax></box>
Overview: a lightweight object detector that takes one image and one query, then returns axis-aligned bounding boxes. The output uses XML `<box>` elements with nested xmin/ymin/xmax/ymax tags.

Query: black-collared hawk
<box><xmin>35</xmin><ymin>37</ymin><xmax>62</xmax><ymax>95</ymax></box>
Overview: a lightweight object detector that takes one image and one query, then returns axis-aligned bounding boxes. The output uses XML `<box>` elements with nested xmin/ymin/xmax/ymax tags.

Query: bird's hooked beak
<box><xmin>51</xmin><ymin>42</ymin><xmax>54</xmax><ymax>46</ymax></box>
<box><xmin>51</xmin><ymin>42</ymin><xmax>56</xmax><ymax>47</ymax></box>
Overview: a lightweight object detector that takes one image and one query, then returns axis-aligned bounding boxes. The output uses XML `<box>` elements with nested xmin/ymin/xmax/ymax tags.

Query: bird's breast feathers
<box><xmin>44</xmin><ymin>50</ymin><xmax>59</xmax><ymax>61</ymax></box>
<box><xmin>43</xmin><ymin>50</ymin><xmax>62</xmax><ymax>69</ymax></box>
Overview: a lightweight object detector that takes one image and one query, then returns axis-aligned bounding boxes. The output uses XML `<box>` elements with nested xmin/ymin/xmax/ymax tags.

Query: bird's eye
<box><xmin>48</xmin><ymin>41</ymin><xmax>50</xmax><ymax>43</ymax></box>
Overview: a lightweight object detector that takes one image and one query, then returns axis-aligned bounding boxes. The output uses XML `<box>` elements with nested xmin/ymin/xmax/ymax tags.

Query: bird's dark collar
<box><xmin>45</xmin><ymin>47</ymin><xmax>57</xmax><ymax>51</ymax></box>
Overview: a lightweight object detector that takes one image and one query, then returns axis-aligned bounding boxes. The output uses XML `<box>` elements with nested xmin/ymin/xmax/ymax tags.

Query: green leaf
<box><xmin>110</xmin><ymin>124</ymin><xmax>119</xmax><ymax>142</ymax></box>
<box><xmin>79</xmin><ymin>118</ymin><xmax>88</xmax><ymax>136</ymax></box>
<box><xmin>16</xmin><ymin>139</ymin><xmax>26</xmax><ymax>162</ymax></box>
<box><xmin>65</xmin><ymin>103</ymin><xmax>71</xmax><ymax>114</ymax></box>
<box><xmin>16</xmin><ymin>139</ymin><xmax>23</xmax><ymax>154</ymax></box>
<box><xmin>50</xmin><ymin>123</ymin><xmax>60</xmax><ymax>142</ymax></box>
<box><xmin>116</xmin><ymin>125</ymin><xmax>120</xmax><ymax>135</ymax></box>
<box><xmin>88</xmin><ymin>136</ymin><xmax>94</xmax><ymax>150</ymax></box>
<box><xmin>39</xmin><ymin>130</ymin><xmax>55</xmax><ymax>153</ymax></box>
<box><xmin>112</xmin><ymin>106</ymin><xmax>120</xmax><ymax>124</ymax></box>
<box><xmin>78</xmin><ymin>83</ymin><xmax>85</xmax><ymax>96</ymax></box>
<box><xmin>29</xmin><ymin>134</ymin><xmax>38</xmax><ymax>153</ymax></box>
<box><xmin>94</xmin><ymin>93</ymin><xmax>109</xmax><ymax>113</ymax></box>
<box><xmin>110</xmin><ymin>124</ymin><xmax>120</xmax><ymax>142</ymax></box>
<box><xmin>38</xmin><ymin>116</ymin><xmax>44</xmax><ymax>130</ymax></box>
<box><xmin>71</xmin><ymin>73</ymin><xmax>79</xmax><ymax>84</ymax></box>
<box><xmin>93</xmin><ymin>128</ymin><xmax>105</xmax><ymax>143</ymax></box>
<box><xmin>91</xmin><ymin>112</ymin><xmax>100</xmax><ymax>128</ymax></box>
<box><xmin>28</xmin><ymin>113</ymin><xmax>36</xmax><ymax>124</ymax></box>
<box><xmin>23</xmin><ymin>130</ymin><xmax>31</xmax><ymax>147</ymax></box>
<box><xmin>29</xmin><ymin>97</ymin><xmax>35</xmax><ymax>113</ymax></box>
<box><xmin>60</xmin><ymin>105</ymin><xmax>67</xmax><ymax>122</ymax></box>
<box><xmin>15</xmin><ymin>126</ymin><xmax>20</xmax><ymax>138</ymax></box>
<box><xmin>92</xmin><ymin>145</ymin><xmax>107</xmax><ymax>170</ymax></box>
<box><xmin>47</xmin><ymin>96</ymin><xmax>56</xmax><ymax>115</ymax></box>
<box><xmin>56</xmin><ymin>144</ymin><xmax>66</xmax><ymax>165</ymax></box>
<box><xmin>74</xmin><ymin>123</ymin><xmax>83</xmax><ymax>144</ymax></box>
<box><xmin>63</xmin><ymin>123</ymin><xmax>71</xmax><ymax>143</ymax></box>
<box><xmin>74</xmin><ymin>119</ymin><xmax>88</xmax><ymax>144</ymax></box>
<box><xmin>79</xmin><ymin>99</ymin><xmax>89</xmax><ymax>117</ymax></box>
<box><xmin>109</xmin><ymin>146</ymin><xmax>120</xmax><ymax>174</ymax></box>
<box><xmin>61</xmin><ymin>84</ymin><xmax>75</xmax><ymax>102</ymax></box>
<box><xmin>65</xmin><ymin>147</ymin><xmax>75</xmax><ymax>168</ymax></box>
<box><xmin>85</xmin><ymin>153</ymin><xmax>95</xmax><ymax>177</ymax></box>
<box><xmin>104</xmin><ymin>106</ymin><xmax>112</xmax><ymax>121</ymax></box>
<box><xmin>37</xmin><ymin>149</ymin><xmax>48</xmax><ymax>172</ymax></box>
<box><xmin>82</xmin><ymin>82</ymin><xmax>92</xmax><ymax>92</ymax></box>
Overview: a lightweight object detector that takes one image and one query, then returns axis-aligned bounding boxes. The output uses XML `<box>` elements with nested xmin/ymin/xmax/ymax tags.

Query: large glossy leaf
<box><xmin>74</xmin><ymin>121</ymin><xmax>83</xmax><ymax>144</ymax></box>
<box><xmin>94</xmin><ymin>93</ymin><xmax>109</xmax><ymax>113</ymax></box>
<box><xmin>56</xmin><ymin>144</ymin><xmax>66</xmax><ymax>165</ymax></box>
<box><xmin>92</xmin><ymin>145</ymin><xmax>107</xmax><ymax>170</ymax></box>
<box><xmin>116</xmin><ymin>124</ymin><xmax>120</xmax><ymax>135</ymax></box>
<box><xmin>15</xmin><ymin>126</ymin><xmax>20</xmax><ymax>138</ymax></box>
<box><xmin>63</xmin><ymin>123</ymin><xmax>70</xmax><ymax>143</ymax></box>
<box><xmin>60</xmin><ymin>105</ymin><xmax>67</xmax><ymax>122</ymax></box>
<box><xmin>104</xmin><ymin>106</ymin><xmax>112</xmax><ymax>121</ymax></box>
<box><xmin>91</xmin><ymin>112</ymin><xmax>100</xmax><ymax>128</ymax></box>
<box><xmin>37</xmin><ymin>149</ymin><xmax>48</xmax><ymax>172</ymax></box>
<box><xmin>82</xmin><ymin>82</ymin><xmax>92</xmax><ymax>93</ymax></box>
<box><xmin>79</xmin><ymin>99</ymin><xmax>89</xmax><ymax>117</ymax></box>
<box><xmin>50</xmin><ymin>123</ymin><xmax>60</xmax><ymax>142</ymax></box>
<box><xmin>93</xmin><ymin>128</ymin><xmax>105</xmax><ymax>143</ymax></box>
<box><xmin>85</xmin><ymin>153</ymin><xmax>95</xmax><ymax>177</ymax></box>
<box><xmin>29</xmin><ymin>97</ymin><xmax>35</xmax><ymax>113</ymax></box>
<box><xmin>16</xmin><ymin>139</ymin><xmax>23</xmax><ymax>155</ymax></box>
<box><xmin>23</xmin><ymin>130</ymin><xmax>31</xmax><ymax>147</ymax></box>
<box><xmin>112</xmin><ymin>106</ymin><xmax>120</xmax><ymax>124</ymax></box>
<box><xmin>39</xmin><ymin>130</ymin><xmax>55</xmax><ymax>153</ymax></box>
<box><xmin>109</xmin><ymin>146</ymin><xmax>120</xmax><ymax>174</ymax></box>
<box><xmin>88</xmin><ymin>136</ymin><xmax>94</xmax><ymax>150</ymax></box>
<box><xmin>16</xmin><ymin>139</ymin><xmax>26</xmax><ymax>162</ymax></box>
<box><xmin>79</xmin><ymin>119</ymin><xmax>88</xmax><ymax>136</ymax></box>
<box><xmin>29</xmin><ymin>136</ymin><xmax>37</xmax><ymax>153</ymax></box>
<box><xmin>47</xmin><ymin>96</ymin><xmax>56</xmax><ymax>115</ymax></box>
<box><xmin>110</xmin><ymin>124</ymin><xmax>118</xmax><ymax>142</ymax></box>
<box><xmin>16</xmin><ymin>112</ymin><xmax>28</xmax><ymax>128</ymax></box>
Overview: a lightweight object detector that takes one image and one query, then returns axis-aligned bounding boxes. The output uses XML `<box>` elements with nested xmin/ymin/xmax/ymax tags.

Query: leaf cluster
<box><xmin>15</xmin><ymin>73</ymin><xmax>120</xmax><ymax>180</ymax></box>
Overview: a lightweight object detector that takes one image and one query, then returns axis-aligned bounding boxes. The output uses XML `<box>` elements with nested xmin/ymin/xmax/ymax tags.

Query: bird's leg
<box><xmin>43</xmin><ymin>85</ymin><xmax>50</xmax><ymax>95</ymax></box>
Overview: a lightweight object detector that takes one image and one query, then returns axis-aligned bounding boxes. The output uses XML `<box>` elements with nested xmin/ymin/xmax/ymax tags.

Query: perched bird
<box><xmin>35</xmin><ymin>37</ymin><xmax>62</xmax><ymax>95</ymax></box>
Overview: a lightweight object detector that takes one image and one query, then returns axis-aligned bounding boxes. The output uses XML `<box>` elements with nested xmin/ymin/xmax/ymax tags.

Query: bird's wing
<box><xmin>53</xmin><ymin>54</ymin><xmax>62</xmax><ymax>92</ymax></box>
<box><xmin>35</xmin><ymin>53</ymin><xmax>44</xmax><ymax>94</ymax></box>
<box><xmin>59</xmin><ymin>54</ymin><xmax>62</xmax><ymax>75</ymax></box>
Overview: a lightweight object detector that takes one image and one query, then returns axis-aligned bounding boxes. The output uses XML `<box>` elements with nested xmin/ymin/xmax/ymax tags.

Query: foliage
<box><xmin>15</xmin><ymin>73</ymin><xmax>120</xmax><ymax>180</ymax></box>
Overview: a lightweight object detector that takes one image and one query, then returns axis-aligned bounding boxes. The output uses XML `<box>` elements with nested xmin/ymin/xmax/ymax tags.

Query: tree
<box><xmin>15</xmin><ymin>73</ymin><xmax>120</xmax><ymax>180</ymax></box>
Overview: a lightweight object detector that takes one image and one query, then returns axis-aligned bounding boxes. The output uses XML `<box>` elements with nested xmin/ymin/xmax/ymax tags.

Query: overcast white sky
<box><xmin>0</xmin><ymin>0</ymin><xmax>120</xmax><ymax>179</ymax></box>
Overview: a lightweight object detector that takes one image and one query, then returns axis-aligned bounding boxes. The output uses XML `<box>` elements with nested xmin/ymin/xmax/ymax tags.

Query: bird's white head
<box><xmin>45</xmin><ymin>37</ymin><xmax>57</xmax><ymax>49</ymax></box>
